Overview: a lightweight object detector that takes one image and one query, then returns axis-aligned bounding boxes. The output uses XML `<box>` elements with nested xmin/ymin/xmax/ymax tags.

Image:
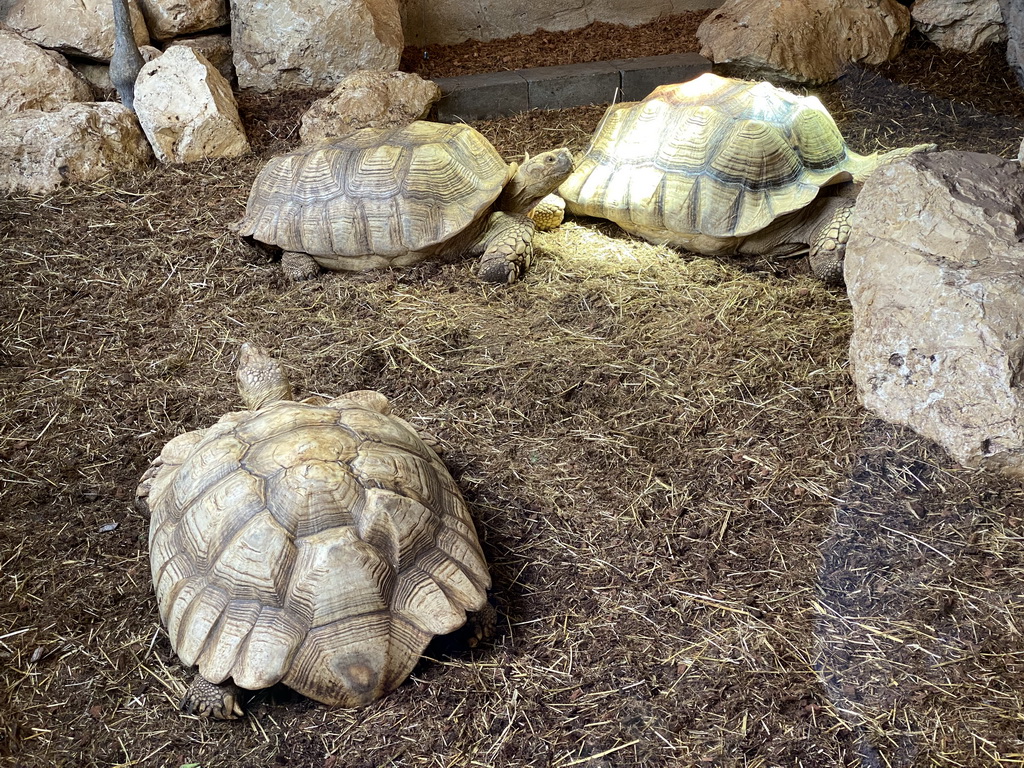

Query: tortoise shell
<box><xmin>234</xmin><ymin>121</ymin><xmax>513</xmax><ymax>260</ymax></box>
<box><xmin>559</xmin><ymin>73</ymin><xmax>867</xmax><ymax>241</ymax></box>
<box><xmin>145</xmin><ymin>393</ymin><xmax>491</xmax><ymax>708</ymax></box>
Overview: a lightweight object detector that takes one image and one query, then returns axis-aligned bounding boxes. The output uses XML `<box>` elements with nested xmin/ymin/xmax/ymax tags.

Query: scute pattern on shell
<box><xmin>559</xmin><ymin>73</ymin><xmax>860</xmax><ymax>239</ymax></box>
<box><xmin>146</xmin><ymin>397</ymin><xmax>490</xmax><ymax>708</ymax></box>
<box><xmin>234</xmin><ymin>122</ymin><xmax>512</xmax><ymax>259</ymax></box>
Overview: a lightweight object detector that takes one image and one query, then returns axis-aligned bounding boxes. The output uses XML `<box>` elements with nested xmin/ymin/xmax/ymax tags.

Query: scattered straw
<box><xmin>2</xmin><ymin>21</ymin><xmax>1024</xmax><ymax>768</ymax></box>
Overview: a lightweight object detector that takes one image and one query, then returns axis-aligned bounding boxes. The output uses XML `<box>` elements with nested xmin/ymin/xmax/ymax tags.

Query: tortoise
<box><xmin>136</xmin><ymin>343</ymin><xmax>491</xmax><ymax>718</ymax></box>
<box><xmin>555</xmin><ymin>73</ymin><xmax>935</xmax><ymax>283</ymax></box>
<box><xmin>233</xmin><ymin>121</ymin><xmax>574</xmax><ymax>284</ymax></box>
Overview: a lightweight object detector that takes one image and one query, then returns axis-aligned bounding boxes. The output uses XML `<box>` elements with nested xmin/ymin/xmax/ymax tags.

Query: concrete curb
<box><xmin>434</xmin><ymin>52</ymin><xmax>711</xmax><ymax>122</ymax></box>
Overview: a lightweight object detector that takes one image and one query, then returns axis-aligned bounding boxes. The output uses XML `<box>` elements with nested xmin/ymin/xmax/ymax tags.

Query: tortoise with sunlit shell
<box><xmin>234</xmin><ymin>121</ymin><xmax>573</xmax><ymax>284</ymax></box>
<box><xmin>555</xmin><ymin>73</ymin><xmax>934</xmax><ymax>283</ymax></box>
<box><xmin>136</xmin><ymin>343</ymin><xmax>491</xmax><ymax>718</ymax></box>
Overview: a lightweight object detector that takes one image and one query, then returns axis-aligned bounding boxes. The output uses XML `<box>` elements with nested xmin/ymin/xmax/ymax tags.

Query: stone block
<box><xmin>433</xmin><ymin>54</ymin><xmax>714</xmax><ymax>120</ymax></box>
<box><xmin>434</xmin><ymin>71</ymin><xmax>528</xmax><ymax>122</ymax></box>
<box><xmin>520</xmin><ymin>61</ymin><xmax>620</xmax><ymax>110</ymax></box>
<box><xmin>613</xmin><ymin>53</ymin><xmax>711</xmax><ymax>100</ymax></box>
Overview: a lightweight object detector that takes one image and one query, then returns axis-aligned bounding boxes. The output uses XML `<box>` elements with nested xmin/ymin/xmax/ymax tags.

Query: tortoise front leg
<box><xmin>181</xmin><ymin>674</ymin><xmax>244</xmax><ymax>720</ymax></box>
<box><xmin>476</xmin><ymin>212</ymin><xmax>536</xmax><ymax>284</ymax></box>
<box><xmin>807</xmin><ymin>198</ymin><xmax>854</xmax><ymax>286</ymax></box>
<box><xmin>528</xmin><ymin>193</ymin><xmax>566</xmax><ymax>231</ymax></box>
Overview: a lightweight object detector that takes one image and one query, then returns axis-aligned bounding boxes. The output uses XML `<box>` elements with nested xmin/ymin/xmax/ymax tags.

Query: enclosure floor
<box><xmin>2</xmin><ymin>13</ymin><xmax>1024</xmax><ymax>768</ymax></box>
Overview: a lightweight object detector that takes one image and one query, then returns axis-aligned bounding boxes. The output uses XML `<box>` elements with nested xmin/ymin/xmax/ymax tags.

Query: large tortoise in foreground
<box><xmin>557</xmin><ymin>72</ymin><xmax>935</xmax><ymax>283</ymax></box>
<box><xmin>137</xmin><ymin>343</ymin><xmax>491</xmax><ymax>718</ymax></box>
<box><xmin>234</xmin><ymin>121</ymin><xmax>573</xmax><ymax>284</ymax></box>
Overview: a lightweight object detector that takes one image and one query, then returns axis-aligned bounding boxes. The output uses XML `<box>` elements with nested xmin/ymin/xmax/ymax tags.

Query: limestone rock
<box><xmin>912</xmin><ymin>0</ymin><xmax>1005</xmax><ymax>52</ymax></box>
<box><xmin>231</xmin><ymin>0</ymin><xmax>403</xmax><ymax>92</ymax></box>
<box><xmin>1</xmin><ymin>0</ymin><xmax>149</xmax><ymax>61</ymax></box>
<box><xmin>0</xmin><ymin>102</ymin><xmax>152</xmax><ymax>194</ymax></box>
<box><xmin>0</xmin><ymin>26</ymin><xmax>94</xmax><ymax>116</ymax></box>
<box><xmin>137</xmin><ymin>0</ymin><xmax>229</xmax><ymax>42</ymax></box>
<box><xmin>299</xmin><ymin>71</ymin><xmax>440</xmax><ymax>144</ymax></box>
<box><xmin>134</xmin><ymin>46</ymin><xmax>249</xmax><ymax>164</ymax></box>
<box><xmin>166</xmin><ymin>34</ymin><xmax>234</xmax><ymax>83</ymax></box>
<box><xmin>697</xmin><ymin>0</ymin><xmax>910</xmax><ymax>84</ymax></box>
<box><xmin>1001</xmin><ymin>0</ymin><xmax>1024</xmax><ymax>89</ymax></box>
<box><xmin>846</xmin><ymin>150</ymin><xmax>1024</xmax><ymax>476</ymax></box>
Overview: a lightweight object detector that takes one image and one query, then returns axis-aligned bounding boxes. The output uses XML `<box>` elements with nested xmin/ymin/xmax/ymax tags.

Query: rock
<box><xmin>1</xmin><ymin>0</ymin><xmax>149</xmax><ymax>61</ymax></box>
<box><xmin>846</xmin><ymin>150</ymin><xmax>1024</xmax><ymax>476</ymax></box>
<box><xmin>299</xmin><ymin>71</ymin><xmax>441</xmax><ymax>144</ymax></box>
<box><xmin>1001</xmin><ymin>0</ymin><xmax>1024</xmax><ymax>88</ymax></box>
<box><xmin>133</xmin><ymin>46</ymin><xmax>249</xmax><ymax>164</ymax></box>
<box><xmin>137</xmin><ymin>0</ymin><xmax>229</xmax><ymax>42</ymax></box>
<box><xmin>697</xmin><ymin>0</ymin><xmax>910</xmax><ymax>84</ymax></box>
<box><xmin>912</xmin><ymin>0</ymin><xmax>1005</xmax><ymax>52</ymax></box>
<box><xmin>0</xmin><ymin>102</ymin><xmax>152</xmax><ymax>194</ymax></box>
<box><xmin>231</xmin><ymin>0</ymin><xmax>402</xmax><ymax>92</ymax></box>
<box><xmin>0</xmin><ymin>26</ymin><xmax>94</xmax><ymax>116</ymax></box>
<box><xmin>166</xmin><ymin>34</ymin><xmax>234</xmax><ymax>83</ymax></box>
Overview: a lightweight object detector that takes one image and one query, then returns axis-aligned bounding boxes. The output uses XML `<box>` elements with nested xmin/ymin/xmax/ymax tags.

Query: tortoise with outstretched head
<box><xmin>137</xmin><ymin>343</ymin><xmax>491</xmax><ymax>718</ymax></box>
<box><xmin>556</xmin><ymin>73</ymin><xmax>935</xmax><ymax>283</ymax></box>
<box><xmin>234</xmin><ymin>121</ymin><xmax>573</xmax><ymax>284</ymax></box>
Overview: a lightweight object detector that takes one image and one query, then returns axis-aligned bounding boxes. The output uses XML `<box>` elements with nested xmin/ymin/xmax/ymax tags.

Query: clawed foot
<box><xmin>281</xmin><ymin>251</ymin><xmax>321</xmax><ymax>282</ymax></box>
<box><xmin>477</xmin><ymin>212</ymin><xmax>535</xmax><ymax>284</ymax></box>
<box><xmin>181</xmin><ymin>675</ymin><xmax>244</xmax><ymax>720</ymax></box>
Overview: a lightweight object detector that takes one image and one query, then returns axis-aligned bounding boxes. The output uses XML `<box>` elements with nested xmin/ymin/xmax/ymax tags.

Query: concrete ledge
<box><xmin>520</xmin><ymin>61</ymin><xmax>621</xmax><ymax>111</ymax></box>
<box><xmin>431</xmin><ymin>71</ymin><xmax>530</xmax><ymax>121</ymax></box>
<box><xmin>434</xmin><ymin>52</ymin><xmax>711</xmax><ymax>122</ymax></box>
<box><xmin>613</xmin><ymin>54</ymin><xmax>710</xmax><ymax>101</ymax></box>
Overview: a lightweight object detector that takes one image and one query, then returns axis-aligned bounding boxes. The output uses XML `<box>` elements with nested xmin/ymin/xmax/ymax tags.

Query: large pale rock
<box><xmin>0</xmin><ymin>102</ymin><xmax>152</xmax><ymax>195</ymax></box>
<box><xmin>231</xmin><ymin>0</ymin><xmax>403</xmax><ymax>92</ymax></box>
<box><xmin>166</xmin><ymin>34</ymin><xmax>234</xmax><ymax>83</ymax></box>
<box><xmin>912</xmin><ymin>0</ymin><xmax>1005</xmax><ymax>52</ymax></box>
<box><xmin>0</xmin><ymin>0</ymin><xmax>149</xmax><ymax>61</ymax></box>
<box><xmin>401</xmin><ymin>0</ymin><xmax>720</xmax><ymax>46</ymax></box>
<box><xmin>134</xmin><ymin>46</ymin><xmax>249</xmax><ymax>164</ymax></box>
<box><xmin>1001</xmin><ymin>0</ymin><xmax>1024</xmax><ymax>89</ymax></box>
<box><xmin>697</xmin><ymin>0</ymin><xmax>910</xmax><ymax>84</ymax></box>
<box><xmin>846</xmin><ymin>151</ymin><xmax>1024</xmax><ymax>476</ymax></box>
<box><xmin>137</xmin><ymin>0</ymin><xmax>228</xmax><ymax>42</ymax></box>
<box><xmin>0</xmin><ymin>27</ymin><xmax>94</xmax><ymax>115</ymax></box>
<box><xmin>299</xmin><ymin>71</ymin><xmax>440</xmax><ymax>144</ymax></box>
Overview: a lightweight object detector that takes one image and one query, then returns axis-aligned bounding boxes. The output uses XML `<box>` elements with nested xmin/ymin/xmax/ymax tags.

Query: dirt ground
<box><xmin>3</xmin><ymin>10</ymin><xmax>1024</xmax><ymax>768</ymax></box>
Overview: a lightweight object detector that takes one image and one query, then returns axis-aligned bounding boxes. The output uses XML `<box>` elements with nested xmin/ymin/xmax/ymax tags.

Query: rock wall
<box><xmin>400</xmin><ymin>0</ymin><xmax>723</xmax><ymax>46</ymax></box>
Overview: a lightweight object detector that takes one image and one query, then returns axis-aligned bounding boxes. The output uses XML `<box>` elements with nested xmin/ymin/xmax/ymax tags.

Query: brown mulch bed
<box><xmin>3</xmin><ymin>10</ymin><xmax>1024</xmax><ymax>768</ymax></box>
<box><xmin>400</xmin><ymin>15</ymin><xmax>703</xmax><ymax>78</ymax></box>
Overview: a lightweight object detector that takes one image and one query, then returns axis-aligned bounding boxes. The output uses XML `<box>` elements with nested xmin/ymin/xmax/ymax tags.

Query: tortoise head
<box><xmin>499</xmin><ymin>148</ymin><xmax>574</xmax><ymax>214</ymax></box>
<box><xmin>236</xmin><ymin>343</ymin><xmax>294</xmax><ymax>410</ymax></box>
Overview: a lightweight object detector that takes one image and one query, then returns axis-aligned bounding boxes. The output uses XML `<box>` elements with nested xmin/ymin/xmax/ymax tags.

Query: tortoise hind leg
<box><xmin>181</xmin><ymin>674</ymin><xmax>244</xmax><ymax>719</ymax></box>
<box><xmin>475</xmin><ymin>212</ymin><xmax>536</xmax><ymax>284</ymax></box>
<box><xmin>281</xmin><ymin>251</ymin><xmax>321</xmax><ymax>282</ymax></box>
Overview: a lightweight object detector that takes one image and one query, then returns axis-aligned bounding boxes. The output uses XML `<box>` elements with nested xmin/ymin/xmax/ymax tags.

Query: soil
<box><xmin>3</xmin><ymin>10</ymin><xmax>1024</xmax><ymax>768</ymax></box>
